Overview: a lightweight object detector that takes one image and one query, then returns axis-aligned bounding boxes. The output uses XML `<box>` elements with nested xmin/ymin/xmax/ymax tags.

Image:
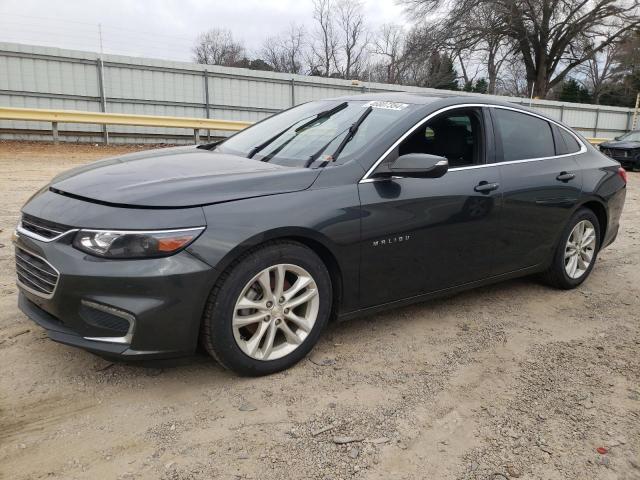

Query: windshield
<box><xmin>618</xmin><ymin>131</ymin><xmax>640</xmax><ymax>142</ymax></box>
<box><xmin>216</xmin><ymin>100</ymin><xmax>415</xmax><ymax>167</ymax></box>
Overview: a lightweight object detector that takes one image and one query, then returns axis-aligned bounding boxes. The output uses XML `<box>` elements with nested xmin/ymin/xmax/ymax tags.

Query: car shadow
<box><xmin>79</xmin><ymin>274</ymin><xmax>549</xmax><ymax>379</ymax></box>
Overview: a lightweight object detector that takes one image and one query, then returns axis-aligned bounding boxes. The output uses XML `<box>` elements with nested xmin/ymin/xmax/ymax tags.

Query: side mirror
<box><xmin>389</xmin><ymin>153</ymin><xmax>449</xmax><ymax>179</ymax></box>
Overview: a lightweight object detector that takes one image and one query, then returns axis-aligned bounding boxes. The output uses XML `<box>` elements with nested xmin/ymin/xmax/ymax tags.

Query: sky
<box><xmin>0</xmin><ymin>0</ymin><xmax>407</xmax><ymax>62</ymax></box>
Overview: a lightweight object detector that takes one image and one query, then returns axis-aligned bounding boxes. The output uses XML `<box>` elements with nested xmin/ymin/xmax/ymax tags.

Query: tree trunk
<box><xmin>487</xmin><ymin>50</ymin><xmax>497</xmax><ymax>94</ymax></box>
<box><xmin>530</xmin><ymin>63</ymin><xmax>549</xmax><ymax>98</ymax></box>
<box><xmin>458</xmin><ymin>53</ymin><xmax>469</xmax><ymax>84</ymax></box>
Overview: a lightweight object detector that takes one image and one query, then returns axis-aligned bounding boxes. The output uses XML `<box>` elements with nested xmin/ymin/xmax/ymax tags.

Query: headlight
<box><xmin>73</xmin><ymin>227</ymin><xmax>205</xmax><ymax>258</ymax></box>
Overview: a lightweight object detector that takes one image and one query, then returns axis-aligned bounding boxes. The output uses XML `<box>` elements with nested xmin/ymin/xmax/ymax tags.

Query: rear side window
<box><xmin>493</xmin><ymin>109</ymin><xmax>555</xmax><ymax>161</ymax></box>
<box><xmin>559</xmin><ymin>128</ymin><xmax>582</xmax><ymax>154</ymax></box>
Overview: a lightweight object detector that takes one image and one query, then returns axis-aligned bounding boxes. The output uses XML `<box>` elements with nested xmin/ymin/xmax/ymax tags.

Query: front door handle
<box><xmin>556</xmin><ymin>171</ymin><xmax>576</xmax><ymax>182</ymax></box>
<box><xmin>474</xmin><ymin>181</ymin><xmax>499</xmax><ymax>193</ymax></box>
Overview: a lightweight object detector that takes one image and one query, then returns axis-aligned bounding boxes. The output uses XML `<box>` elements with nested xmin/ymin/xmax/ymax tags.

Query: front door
<box><xmin>357</xmin><ymin>107</ymin><xmax>503</xmax><ymax>308</ymax></box>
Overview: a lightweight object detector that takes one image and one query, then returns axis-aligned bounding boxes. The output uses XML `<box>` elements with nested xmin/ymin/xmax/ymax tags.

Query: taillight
<box><xmin>618</xmin><ymin>167</ymin><xmax>627</xmax><ymax>184</ymax></box>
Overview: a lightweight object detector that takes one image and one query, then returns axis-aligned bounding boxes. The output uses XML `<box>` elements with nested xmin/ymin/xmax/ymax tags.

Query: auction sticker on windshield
<box><xmin>363</xmin><ymin>101</ymin><xmax>409</xmax><ymax>110</ymax></box>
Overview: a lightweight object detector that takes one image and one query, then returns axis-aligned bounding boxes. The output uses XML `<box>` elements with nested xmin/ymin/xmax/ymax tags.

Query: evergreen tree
<box><xmin>473</xmin><ymin>78</ymin><xmax>488</xmax><ymax>94</ymax></box>
<box><xmin>429</xmin><ymin>53</ymin><xmax>459</xmax><ymax>90</ymax></box>
<box><xmin>559</xmin><ymin>79</ymin><xmax>592</xmax><ymax>103</ymax></box>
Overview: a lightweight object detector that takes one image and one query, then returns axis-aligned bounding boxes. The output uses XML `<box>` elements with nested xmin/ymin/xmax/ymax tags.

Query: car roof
<box><xmin>330</xmin><ymin>91</ymin><xmax>527</xmax><ymax>109</ymax></box>
<box><xmin>329</xmin><ymin>91</ymin><xmax>555</xmax><ymax>121</ymax></box>
<box><xmin>330</xmin><ymin>91</ymin><xmax>448</xmax><ymax>105</ymax></box>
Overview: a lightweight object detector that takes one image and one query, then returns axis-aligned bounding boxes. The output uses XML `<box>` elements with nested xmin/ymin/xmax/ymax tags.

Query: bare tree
<box><xmin>262</xmin><ymin>24</ymin><xmax>307</xmax><ymax>74</ymax></box>
<box><xmin>497</xmin><ymin>56</ymin><xmax>530</xmax><ymax>96</ymax></box>
<box><xmin>371</xmin><ymin>24</ymin><xmax>407</xmax><ymax>84</ymax></box>
<box><xmin>335</xmin><ymin>0</ymin><xmax>369</xmax><ymax>79</ymax></box>
<box><xmin>615</xmin><ymin>29</ymin><xmax>640</xmax><ymax>74</ymax></box>
<box><xmin>470</xmin><ymin>5</ymin><xmax>511</xmax><ymax>94</ymax></box>
<box><xmin>580</xmin><ymin>41</ymin><xmax>622</xmax><ymax>103</ymax></box>
<box><xmin>311</xmin><ymin>0</ymin><xmax>338</xmax><ymax>76</ymax></box>
<box><xmin>193</xmin><ymin>28</ymin><xmax>245</xmax><ymax>66</ymax></box>
<box><xmin>402</xmin><ymin>0</ymin><xmax>640</xmax><ymax>98</ymax></box>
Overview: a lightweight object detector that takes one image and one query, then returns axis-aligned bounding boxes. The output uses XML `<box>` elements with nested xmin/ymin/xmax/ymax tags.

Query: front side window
<box><xmin>493</xmin><ymin>109</ymin><xmax>555</xmax><ymax>161</ymax></box>
<box><xmin>216</xmin><ymin>100</ymin><xmax>415</xmax><ymax>167</ymax></box>
<box><xmin>396</xmin><ymin>108</ymin><xmax>484</xmax><ymax>168</ymax></box>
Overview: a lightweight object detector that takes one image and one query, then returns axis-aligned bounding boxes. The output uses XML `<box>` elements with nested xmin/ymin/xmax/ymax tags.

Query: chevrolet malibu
<box><xmin>14</xmin><ymin>93</ymin><xmax>627</xmax><ymax>376</ymax></box>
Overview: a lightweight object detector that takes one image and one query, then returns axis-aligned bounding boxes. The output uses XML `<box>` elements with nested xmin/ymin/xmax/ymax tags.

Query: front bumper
<box><xmin>601</xmin><ymin>150</ymin><xmax>639</xmax><ymax>169</ymax></box>
<box><xmin>15</xmin><ymin>229</ymin><xmax>216</xmax><ymax>360</ymax></box>
<box><xmin>618</xmin><ymin>158</ymin><xmax>640</xmax><ymax>170</ymax></box>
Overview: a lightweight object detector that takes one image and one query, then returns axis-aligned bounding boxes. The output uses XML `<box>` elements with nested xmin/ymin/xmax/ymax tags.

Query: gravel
<box><xmin>0</xmin><ymin>141</ymin><xmax>638</xmax><ymax>480</ymax></box>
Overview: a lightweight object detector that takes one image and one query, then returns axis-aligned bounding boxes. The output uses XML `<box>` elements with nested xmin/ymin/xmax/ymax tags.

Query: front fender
<box><xmin>186</xmin><ymin>186</ymin><xmax>363</xmax><ymax>312</ymax></box>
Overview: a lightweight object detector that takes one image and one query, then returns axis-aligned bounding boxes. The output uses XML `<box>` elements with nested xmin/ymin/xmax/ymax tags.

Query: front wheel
<box><xmin>542</xmin><ymin>208</ymin><xmax>600</xmax><ymax>289</ymax></box>
<box><xmin>200</xmin><ymin>241</ymin><xmax>332</xmax><ymax>376</ymax></box>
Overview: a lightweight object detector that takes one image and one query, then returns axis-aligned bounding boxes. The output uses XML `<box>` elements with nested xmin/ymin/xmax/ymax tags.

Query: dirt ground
<box><xmin>0</xmin><ymin>141</ymin><xmax>638</xmax><ymax>480</ymax></box>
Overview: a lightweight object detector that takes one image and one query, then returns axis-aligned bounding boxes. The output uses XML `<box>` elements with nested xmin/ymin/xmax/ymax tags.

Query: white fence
<box><xmin>0</xmin><ymin>41</ymin><xmax>635</xmax><ymax>143</ymax></box>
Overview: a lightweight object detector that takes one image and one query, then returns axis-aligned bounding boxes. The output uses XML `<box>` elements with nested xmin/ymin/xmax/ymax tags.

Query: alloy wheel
<box><xmin>564</xmin><ymin>219</ymin><xmax>596</xmax><ymax>279</ymax></box>
<box><xmin>232</xmin><ymin>264</ymin><xmax>319</xmax><ymax>361</ymax></box>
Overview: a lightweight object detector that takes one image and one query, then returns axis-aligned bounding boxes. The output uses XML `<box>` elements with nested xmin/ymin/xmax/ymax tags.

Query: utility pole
<box><xmin>632</xmin><ymin>92</ymin><xmax>640</xmax><ymax>131</ymax></box>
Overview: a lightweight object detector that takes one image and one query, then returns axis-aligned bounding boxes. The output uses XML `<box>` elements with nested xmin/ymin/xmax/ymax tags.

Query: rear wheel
<box><xmin>542</xmin><ymin>208</ymin><xmax>600</xmax><ymax>289</ymax></box>
<box><xmin>200</xmin><ymin>241</ymin><xmax>332</xmax><ymax>376</ymax></box>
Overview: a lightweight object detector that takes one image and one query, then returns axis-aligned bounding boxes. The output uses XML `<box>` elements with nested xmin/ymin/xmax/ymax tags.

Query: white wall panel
<box><xmin>0</xmin><ymin>41</ymin><xmax>635</xmax><ymax>144</ymax></box>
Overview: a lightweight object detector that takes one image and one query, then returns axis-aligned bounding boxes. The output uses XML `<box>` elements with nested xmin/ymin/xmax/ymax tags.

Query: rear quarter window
<box><xmin>493</xmin><ymin>109</ymin><xmax>555</xmax><ymax>161</ymax></box>
<box><xmin>559</xmin><ymin>128</ymin><xmax>582</xmax><ymax>154</ymax></box>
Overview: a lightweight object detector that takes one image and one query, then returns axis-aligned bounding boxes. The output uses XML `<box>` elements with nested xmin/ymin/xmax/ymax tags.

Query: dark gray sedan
<box><xmin>14</xmin><ymin>93</ymin><xmax>627</xmax><ymax>375</ymax></box>
<box><xmin>599</xmin><ymin>130</ymin><xmax>640</xmax><ymax>171</ymax></box>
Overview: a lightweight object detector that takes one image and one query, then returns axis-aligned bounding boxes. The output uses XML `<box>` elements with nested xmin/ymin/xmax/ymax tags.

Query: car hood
<box><xmin>600</xmin><ymin>140</ymin><xmax>640</xmax><ymax>149</ymax></box>
<box><xmin>49</xmin><ymin>146</ymin><xmax>321</xmax><ymax>208</ymax></box>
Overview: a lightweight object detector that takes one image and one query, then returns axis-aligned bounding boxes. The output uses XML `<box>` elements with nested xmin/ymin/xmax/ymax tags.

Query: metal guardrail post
<box><xmin>594</xmin><ymin>108</ymin><xmax>600</xmax><ymax>138</ymax></box>
<box><xmin>52</xmin><ymin>121</ymin><xmax>59</xmax><ymax>144</ymax></box>
<box><xmin>96</xmin><ymin>58</ymin><xmax>109</xmax><ymax>144</ymax></box>
<box><xmin>559</xmin><ymin>104</ymin><xmax>564</xmax><ymax>121</ymax></box>
<box><xmin>194</xmin><ymin>129</ymin><xmax>200</xmax><ymax>144</ymax></box>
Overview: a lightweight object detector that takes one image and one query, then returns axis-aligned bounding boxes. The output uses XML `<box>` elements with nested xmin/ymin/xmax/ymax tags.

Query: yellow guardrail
<box><xmin>0</xmin><ymin>106</ymin><xmax>613</xmax><ymax>146</ymax></box>
<box><xmin>0</xmin><ymin>106</ymin><xmax>252</xmax><ymax>143</ymax></box>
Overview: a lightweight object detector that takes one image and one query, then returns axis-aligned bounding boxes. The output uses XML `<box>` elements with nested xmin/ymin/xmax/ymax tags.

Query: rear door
<box><xmin>491</xmin><ymin>107</ymin><xmax>583</xmax><ymax>274</ymax></box>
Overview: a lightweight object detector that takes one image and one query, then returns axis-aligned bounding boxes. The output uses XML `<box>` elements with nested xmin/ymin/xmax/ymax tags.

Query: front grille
<box><xmin>603</xmin><ymin>148</ymin><xmax>628</xmax><ymax>160</ymax></box>
<box><xmin>15</xmin><ymin>247</ymin><xmax>60</xmax><ymax>298</ymax></box>
<box><xmin>20</xmin><ymin>214</ymin><xmax>73</xmax><ymax>240</ymax></box>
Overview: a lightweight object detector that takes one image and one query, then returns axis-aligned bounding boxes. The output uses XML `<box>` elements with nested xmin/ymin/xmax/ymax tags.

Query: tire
<box><xmin>200</xmin><ymin>241</ymin><xmax>332</xmax><ymax>376</ymax></box>
<box><xmin>542</xmin><ymin>208</ymin><xmax>601</xmax><ymax>290</ymax></box>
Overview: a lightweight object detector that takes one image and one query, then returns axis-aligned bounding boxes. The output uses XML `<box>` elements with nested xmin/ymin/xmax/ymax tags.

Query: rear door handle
<box><xmin>556</xmin><ymin>172</ymin><xmax>576</xmax><ymax>182</ymax></box>
<box><xmin>474</xmin><ymin>181</ymin><xmax>499</xmax><ymax>193</ymax></box>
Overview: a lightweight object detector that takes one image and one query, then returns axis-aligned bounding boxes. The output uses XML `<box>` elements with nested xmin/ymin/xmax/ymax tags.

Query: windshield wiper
<box><xmin>293</xmin><ymin>101</ymin><xmax>348</xmax><ymax>133</ymax></box>
<box><xmin>311</xmin><ymin>105</ymin><xmax>373</xmax><ymax>168</ymax></box>
<box><xmin>247</xmin><ymin>101</ymin><xmax>348</xmax><ymax>160</ymax></box>
<box><xmin>260</xmin><ymin>104</ymin><xmax>348</xmax><ymax>163</ymax></box>
<box><xmin>304</xmin><ymin>127</ymin><xmax>350</xmax><ymax>167</ymax></box>
<box><xmin>197</xmin><ymin>139</ymin><xmax>224</xmax><ymax>150</ymax></box>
